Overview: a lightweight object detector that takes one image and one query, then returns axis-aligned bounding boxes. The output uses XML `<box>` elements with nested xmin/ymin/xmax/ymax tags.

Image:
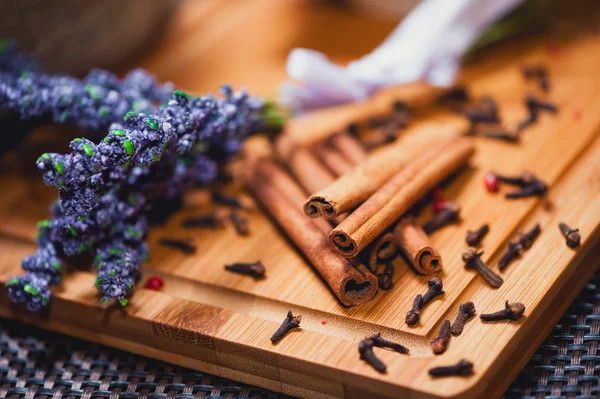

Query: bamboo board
<box><xmin>2</xmin><ymin>1</ymin><xmax>600</xmax><ymax>398</ymax></box>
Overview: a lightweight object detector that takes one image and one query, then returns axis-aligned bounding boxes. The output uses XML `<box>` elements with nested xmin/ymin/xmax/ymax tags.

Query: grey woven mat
<box><xmin>1</xmin><ymin>272</ymin><xmax>599</xmax><ymax>399</ymax></box>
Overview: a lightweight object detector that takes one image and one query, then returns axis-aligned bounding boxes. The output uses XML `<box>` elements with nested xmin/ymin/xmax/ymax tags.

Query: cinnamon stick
<box><xmin>245</xmin><ymin>158</ymin><xmax>378</xmax><ymax>306</ymax></box>
<box><xmin>329</xmin><ymin>137</ymin><xmax>475</xmax><ymax>257</ymax></box>
<box><xmin>361</xmin><ymin>232</ymin><xmax>398</xmax><ymax>273</ymax></box>
<box><xmin>393</xmin><ymin>216</ymin><xmax>442</xmax><ymax>275</ymax></box>
<box><xmin>285</xmin><ymin>82</ymin><xmax>453</xmax><ymax>146</ymax></box>
<box><xmin>304</xmin><ymin>119</ymin><xmax>468</xmax><ymax>220</ymax></box>
<box><xmin>312</xmin><ymin>140</ymin><xmax>356</xmax><ymax>177</ymax></box>
<box><xmin>328</xmin><ymin>133</ymin><xmax>368</xmax><ymax>166</ymax></box>
<box><xmin>274</xmin><ymin>134</ymin><xmax>337</xmax><ymax>196</ymax></box>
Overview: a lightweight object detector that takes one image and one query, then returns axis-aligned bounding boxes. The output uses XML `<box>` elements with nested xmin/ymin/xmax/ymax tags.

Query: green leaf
<box><xmin>119</xmin><ymin>298</ymin><xmax>129</xmax><ymax>307</ymax></box>
<box><xmin>23</xmin><ymin>284</ymin><xmax>38</xmax><ymax>296</ymax></box>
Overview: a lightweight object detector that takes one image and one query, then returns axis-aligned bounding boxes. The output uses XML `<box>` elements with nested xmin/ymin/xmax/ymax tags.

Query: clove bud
<box><xmin>423</xmin><ymin>202</ymin><xmax>460</xmax><ymax>235</ymax></box>
<box><xmin>451</xmin><ymin>302</ymin><xmax>476</xmax><ymax>336</ymax></box>
<box><xmin>462</xmin><ymin>247</ymin><xmax>503</xmax><ymax>288</ymax></box>
<box><xmin>429</xmin><ymin>359</ymin><xmax>474</xmax><ymax>377</ymax></box>
<box><xmin>465</xmin><ymin>224</ymin><xmax>489</xmax><ymax>247</ymax></box>
<box><xmin>518</xmin><ymin>223</ymin><xmax>541</xmax><ymax>250</ymax></box>
<box><xmin>271</xmin><ymin>310</ymin><xmax>301</xmax><ymax>343</ymax></box>
<box><xmin>559</xmin><ymin>222</ymin><xmax>580</xmax><ymax>248</ymax></box>
<box><xmin>406</xmin><ymin>278</ymin><xmax>444</xmax><ymax>325</ymax></box>
<box><xmin>225</xmin><ymin>261</ymin><xmax>266</xmax><ymax>279</ymax></box>
<box><xmin>480</xmin><ymin>301</ymin><xmax>525</xmax><ymax>321</ymax></box>
<box><xmin>498</xmin><ymin>240</ymin><xmax>523</xmax><ymax>271</ymax></box>
<box><xmin>431</xmin><ymin>320</ymin><xmax>451</xmax><ymax>355</ymax></box>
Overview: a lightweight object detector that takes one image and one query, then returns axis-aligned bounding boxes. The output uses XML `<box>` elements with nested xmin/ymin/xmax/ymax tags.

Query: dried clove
<box><xmin>359</xmin><ymin>338</ymin><xmax>387</xmax><ymax>373</ymax></box>
<box><xmin>559</xmin><ymin>222</ymin><xmax>580</xmax><ymax>248</ymax></box>
<box><xmin>462</xmin><ymin>247</ymin><xmax>503</xmax><ymax>288</ymax></box>
<box><xmin>493</xmin><ymin>172</ymin><xmax>547</xmax><ymax>199</ymax></box>
<box><xmin>505</xmin><ymin>180</ymin><xmax>547</xmax><ymax>199</ymax></box>
<box><xmin>466</xmin><ymin>224</ymin><xmax>489</xmax><ymax>247</ymax></box>
<box><xmin>431</xmin><ymin>320</ymin><xmax>452</xmax><ymax>355</ymax></box>
<box><xmin>437</xmin><ymin>86</ymin><xmax>470</xmax><ymax>104</ymax></box>
<box><xmin>498</xmin><ymin>240</ymin><xmax>523</xmax><ymax>271</ymax></box>
<box><xmin>158</xmin><ymin>238</ymin><xmax>196</xmax><ymax>254</ymax></box>
<box><xmin>225</xmin><ymin>261</ymin><xmax>265</xmax><ymax>279</ymax></box>
<box><xmin>182</xmin><ymin>211</ymin><xmax>223</xmax><ymax>229</ymax></box>
<box><xmin>367</xmin><ymin>332</ymin><xmax>409</xmax><ymax>354</ymax></box>
<box><xmin>429</xmin><ymin>359</ymin><xmax>474</xmax><ymax>377</ymax></box>
<box><xmin>271</xmin><ymin>310</ymin><xmax>301</xmax><ymax>343</ymax></box>
<box><xmin>526</xmin><ymin>95</ymin><xmax>558</xmax><ymax>114</ymax></box>
<box><xmin>464</xmin><ymin>97</ymin><xmax>500</xmax><ymax>124</ymax></box>
<box><xmin>229</xmin><ymin>210</ymin><xmax>250</xmax><ymax>236</ymax></box>
<box><xmin>376</xmin><ymin>263</ymin><xmax>394</xmax><ymax>291</ymax></box>
<box><xmin>522</xmin><ymin>65</ymin><xmax>549</xmax><ymax>92</ymax></box>
<box><xmin>211</xmin><ymin>191</ymin><xmax>249</xmax><ymax>210</ymax></box>
<box><xmin>483</xmin><ymin>128</ymin><xmax>520</xmax><ymax>143</ymax></box>
<box><xmin>406</xmin><ymin>294</ymin><xmax>424</xmax><ymax>326</ymax></box>
<box><xmin>423</xmin><ymin>202</ymin><xmax>460</xmax><ymax>235</ymax></box>
<box><xmin>406</xmin><ymin>278</ymin><xmax>444</xmax><ymax>325</ymax></box>
<box><xmin>451</xmin><ymin>302</ymin><xmax>477</xmax><ymax>336</ymax></box>
<box><xmin>518</xmin><ymin>223</ymin><xmax>541</xmax><ymax>249</ymax></box>
<box><xmin>480</xmin><ymin>301</ymin><xmax>525</xmax><ymax>321</ymax></box>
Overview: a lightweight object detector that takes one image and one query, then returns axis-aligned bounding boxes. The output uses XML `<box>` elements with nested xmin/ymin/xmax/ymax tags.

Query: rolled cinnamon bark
<box><xmin>312</xmin><ymin>140</ymin><xmax>356</xmax><ymax>177</ymax></box>
<box><xmin>274</xmin><ymin>134</ymin><xmax>336</xmax><ymax>196</ymax></box>
<box><xmin>361</xmin><ymin>232</ymin><xmax>398</xmax><ymax>273</ymax></box>
<box><xmin>304</xmin><ymin>119</ymin><xmax>468</xmax><ymax>220</ymax></box>
<box><xmin>329</xmin><ymin>137</ymin><xmax>475</xmax><ymax>257</ymax></box>
<box><xmin>328</xmin><ymin>133</ymin><xmax>368</xmax><ymax>166</ymax></box>
<box><xmin>393</xmin><ymin>216</ymin><xmax>442</xmax><ymax>275</ymax></box>
<box><xmin>285</xmin><ymin>82</ymin><xmax>452</xmax><ymax>146</ymax></box>
<box><xmin>245</xmin><ymin>158</ymin><xmax>378</xmax><ymax>306</ymax></box>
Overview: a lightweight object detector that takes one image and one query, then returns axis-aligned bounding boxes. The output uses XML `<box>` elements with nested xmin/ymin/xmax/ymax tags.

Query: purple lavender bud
<box><xmin>7</xmin><ymin>275</ymin><xmax>51</xmax><ymax>312</ymax></box>
<box><xmin>194</xmin><ymin>155</ymin><xmax>218</xmax><ymax>185</ymax></box>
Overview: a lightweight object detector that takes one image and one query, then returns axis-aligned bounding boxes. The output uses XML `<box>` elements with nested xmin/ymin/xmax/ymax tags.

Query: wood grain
<box><xmin>1</xmin><ymin>1</ymin><xmax>600</xmax><ymax>398</ymax></box>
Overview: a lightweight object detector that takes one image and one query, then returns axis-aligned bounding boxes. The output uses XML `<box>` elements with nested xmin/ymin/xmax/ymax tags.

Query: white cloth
<box><xmin>280</xmin><ymin>0</ymin><xmax>524</xmax><ymax>113</ymax></box>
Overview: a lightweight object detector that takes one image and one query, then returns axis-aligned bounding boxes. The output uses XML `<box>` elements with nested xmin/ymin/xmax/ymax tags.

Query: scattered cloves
<box><xmin>158</xmin><ymin>238</ymin><xmax>196</xmax><ymax>254</ymax></box>
<box><xmin>559</xmin><ymin>222</ymin><xmax>581</xmax><ymax>248</ymax></box>
<box><xmin>526</xmin><ymin>95</ymin><xmax>558</xmax><ymax>114</ymax></box>
<box><xmin>376</xmin><ymin>263</ymin><xmax>394</xmax><ymax>291</ymax></box>
<box><xmin>437</xmin><ymin>86</ymin><xmax>470</xmax><ymax>104</ymax></box>
<box><xmin>271</xmin><ymin>310</ymin><xmax>302</xmax><ymax>343</ymax></box>
<box><xmin>406</xmin><ymin>278</ymin><xmax>444</xmax><ymax>325</ymax></box>
<box><xmin>229</xmin><ymin>209</ymin><xmax>250</xmax><ymax>236</ymax></box>
<box><xmin>211</xmin><ymin>191</ymin><xmax>250</xmax><ymax>210</ymax></box>
<box><xmin>431</xmin><ymin>320</ymin><xmax>452</xmax><ymax>355</ymax></box>
<box><xmin>522</xmin><ymin>65</ymin><xmax>549</xmax><ymax>92</ymax></box>
<box><xmin>498</xmin><ymin>240</ymin><xmax>523</xmax><ymax>271</ymax></box>
<box><xmin>451</xmin><ymin>302</ymin><xmax>477</xmax><ymax>336</ymax></box>
<box><xmin>367</xmin><ymin>332</ymin><xmax>410</xmax><ymax>354</ymax></box>
<box><xmin>423</xmin><ymin>202</ymin><xmax>460</xmax><ymax>235</ymax></box>
<box><xmin>406</xmin><ymin>294</ymin><xmax>423</xmax><ymax>326</ymax></box>
<box><xmin>483</xmin><ymin>127</ymin><xmax>520</xmax><ymax>143</ymax></box>
<box><xmin>429</xmin><ymin>359</ymin><xmax>474</xmax><ymax>377</ymax></box>
<box><xmin>359</xmin><ymin>337</ymin><xmax>387</xmax><ymax>373</ymax></box>
<box><xmin>464</xmin><ymin>97</ymin><xmax>500</xmax><ymax>124</ymax></box>
<box><xmin>466</xmin><ymin>224</ymin><xmax>489</xmax><ymax>247</ymax></box>
<box><xmin>505</xmin><ymin>180</ymin><xmax>547</xmax><ymax>199</ymax></box>
<box><xmin>462</xmin><ymin>247</ymin><xmax>503</xmax><ymax>288</ymax></box>
<box><xmin>492</xmin><ymin>172</ymin><xmax>547</xmax><ymax>199</ymax></box>
<box><xmin>480</xmin><ymin>301</ymin><xmax>525</xmax><ymax>321</ymax></box>
<box><xmin>225</xmin><ymin>261</ymin><xmax>265</xmax><ymax>279</ymax></box>
<box><xmin>182</xmin><ymin>211</ymin><xmax>223</xmax><ymax>229</ymax></box>
<box><xmin>518</xmin><ymin>223</ymin><xmax>541</xmax><ymax>250</ymax></box>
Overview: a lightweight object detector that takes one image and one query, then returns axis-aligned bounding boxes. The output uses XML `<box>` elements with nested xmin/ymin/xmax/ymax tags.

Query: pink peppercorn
<box><xmin>433</xmin><ymin>201</ymin><xmax>447</xmax><ymax>214</ymax></box>
<box><xmin>484</xmin><ymin>173</ymin><xmax>500</xmax><ymax>192</ymax></box>
<box><xmin>144</xmin><ymin>275</ymin><xmax>164</xmax><ymax>290</ymax></box>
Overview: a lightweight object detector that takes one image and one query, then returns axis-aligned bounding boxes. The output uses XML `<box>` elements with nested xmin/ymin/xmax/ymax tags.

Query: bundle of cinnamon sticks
<box><xmin>243</xmin><ymin>82</ymin><xmax>475</xmax><ymax>307</ymax></box>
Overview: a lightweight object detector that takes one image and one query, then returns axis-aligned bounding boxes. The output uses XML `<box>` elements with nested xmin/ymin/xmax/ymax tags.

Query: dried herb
<box><xmin>431</xmin><ymin>320</ymin><xmax>452</xmax><ymax>354</ymax></box>
<box><xmin>158</xmin><ymin>238</ymin><xmax>196</xmax><ymax>254</ymax></box>
<box><xmin>229</xmin><ymin>210</ymin><xmax>250</xmax><ymax>236</ymax></box>
<box><xmin>271</xmin><ymin>310</ymin><xmax>301</xmax><ymax>343</ymax></box>
<box><xmin>451</xmin><ymin>302</ymin><xmax>476</xmax><ymax>336</ymax></box>
<box><xmin>429</xmin><ymin>360</ymin><xmax>474</xmax><ymax>377</ymax></box>
<box><xmin>224</xmin><ymin>261</ymin><xmax>265</xmax><ymax>279</ymax></box>
<box><xmin>480</xmin><ymin>301</ymin><xmax>525</xmax><ymax>321</ymax></box>
<box><xmin>558</xmin><ymin>222</ymin><xmax>580</xmax><ymax>248</ymax></box>
<box><xmin>462</xmin><ymin>247</ymin><xmax>503</xmax><ymax>288</ymax></box>
<box><xmin>423</xmin><ymin>202</ymin><xmax>460</xmax><ymax>235</ymax></box>
<box><xmin>406</xmin><ymin>278</ymin><xmax>444</xmax><ymax>325</ymax></box>
<box><xmin>466</xmin><ymin>224</ymin><xmax>489</xmax><ymax>247</ymax></box>
<box><xmin>182</xmin><ymin>211</ymin><xmax>223</xmax><ymax>229</ymax></box>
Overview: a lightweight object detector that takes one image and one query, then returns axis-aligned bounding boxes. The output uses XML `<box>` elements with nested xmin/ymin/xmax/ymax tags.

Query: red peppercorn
<box><xmin>144</xmin><ymin>275</ymin><xmax>164</xmax><ymax>290</ymax></box>
<box><xmin>321</xmin><ymin>320</ymin><xmax>327</xmax><ymax>325</ymax></box>
<box><xmin>432</xmin><ymin>188</ymin><xmax>445</xmax><ymax>202</ymax></box>
<box><xmin>433</xmin><ymin>200</ymin><xmax>447</xmax><ymax>214</ymax></box>
<box><xmin>484</xmin><ymin>173</ymin><xmax>499</xmax><ymax>192</ymax></box>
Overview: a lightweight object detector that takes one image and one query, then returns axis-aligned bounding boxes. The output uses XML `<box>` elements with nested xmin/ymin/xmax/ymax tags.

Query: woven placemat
<box><xmin>1</xmin><ymin>271</ymin><xmax>599</xmax><ymax>399</ymax></box>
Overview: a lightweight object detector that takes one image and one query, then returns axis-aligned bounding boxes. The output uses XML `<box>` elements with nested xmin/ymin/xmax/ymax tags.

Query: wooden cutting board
<box><xmin>1</xmin><ymin>1</ymin><xmax>600</xmax><ymax>398</ymax></box>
